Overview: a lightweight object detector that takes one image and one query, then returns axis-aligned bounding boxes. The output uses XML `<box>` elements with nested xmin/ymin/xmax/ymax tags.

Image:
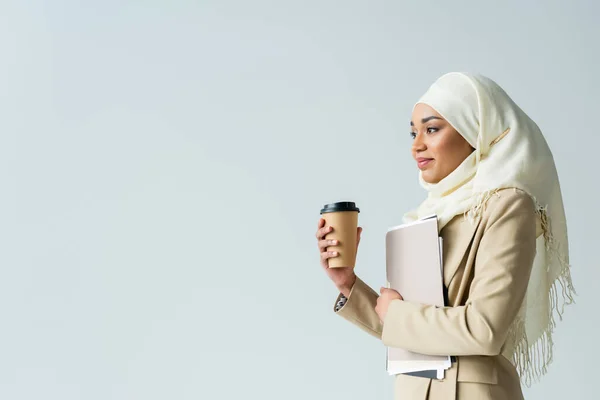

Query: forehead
<box><xmin>411</xmin><ymin>103</ymin><xmax>445</xmax><ymax>124</ymax></box>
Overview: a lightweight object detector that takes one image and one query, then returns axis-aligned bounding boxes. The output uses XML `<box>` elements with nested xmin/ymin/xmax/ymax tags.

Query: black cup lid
<box><xmin>320</xmin><ymin>201</ymin><xmax>360</xmax><ymax>214</ymax></box>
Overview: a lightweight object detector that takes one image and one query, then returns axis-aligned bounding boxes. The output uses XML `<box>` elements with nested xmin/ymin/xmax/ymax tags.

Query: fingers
<box><xmin>318</xmin><ymin>238</ymin><xmax>338</xmax><ymax>250</ymax></box>
<box><xmin>315</xmin><ymin>224</ymin><xmax>333</xmax><ymax>240</ymax></box>
<box><xmin>379</xmin><ymin>287</ymin><xmax>402</xmax><ymax>300</ymax></box>
<box><xmin>317</xmin><ymin>218</ymin><xmax>337</xmax><ymax>267</ymax></box>
<box><xmin>315</xmin><ymin>218</ymin><xmax>325</xmax><ymax>239</ymax></box>
<box><xmin>320</xmin><ymin>250</ymin><xmax>339</xmax><ymax>262</ymax></box>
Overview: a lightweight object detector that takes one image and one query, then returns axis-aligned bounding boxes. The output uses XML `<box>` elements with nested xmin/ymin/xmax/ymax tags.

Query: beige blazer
<box><xmin>334</xmin><ymin>188</ymin><xmax>538</xmax><ymax>400</ymax></box>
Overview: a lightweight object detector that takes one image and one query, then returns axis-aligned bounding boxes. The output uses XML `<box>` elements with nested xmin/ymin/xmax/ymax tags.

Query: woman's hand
<box><xmin>316</xmin><ymin>218</ymin><xmax>362</xmax><ymax>297</ymax></box>
<box><xmin>376</xmin><ymin>287</ymin><xmax>403</xmax><ymax>322</ymax></box>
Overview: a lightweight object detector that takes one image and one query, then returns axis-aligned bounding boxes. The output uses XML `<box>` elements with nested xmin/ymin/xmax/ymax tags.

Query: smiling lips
<box><xmin>417</xmin><ymin>157</ymin><xmax>434</xmax><ymax>169</ymax></box>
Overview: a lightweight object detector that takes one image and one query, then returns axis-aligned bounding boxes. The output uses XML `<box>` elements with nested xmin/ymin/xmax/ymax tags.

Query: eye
<box><xmin>426</xmin><ymin>127</ymin><xmax>439</xmax><ymax>134</ymax></box>
<box><xmin>409</xmin><ymin>131</ymin><xmax>417</xmax><ymax>139</ymax></box>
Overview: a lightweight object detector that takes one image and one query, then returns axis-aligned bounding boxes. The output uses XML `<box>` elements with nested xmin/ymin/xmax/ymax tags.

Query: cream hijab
<box><xmin>404</xmin><ymin>72</ymin><xmax>575</xmax><ymax>385</ymax></box>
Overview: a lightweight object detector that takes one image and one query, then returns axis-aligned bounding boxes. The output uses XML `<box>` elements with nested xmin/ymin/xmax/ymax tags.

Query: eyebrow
<box><xmin>410</xmin><ymin>116</ymin><xmax>443</xmax><ymax>126</ymax></box>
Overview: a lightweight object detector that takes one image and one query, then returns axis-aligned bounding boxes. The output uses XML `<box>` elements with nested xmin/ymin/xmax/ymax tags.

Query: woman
<box><xmin>315</xmin><ymin>72</ymin><xmax>575</xmax><ymax>399</ymax></box>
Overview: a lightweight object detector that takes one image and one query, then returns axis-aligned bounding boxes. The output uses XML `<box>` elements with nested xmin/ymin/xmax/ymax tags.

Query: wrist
<box><xmin>338</xmin><ymin>274</ymin><xmax>357</xmax><ymax>297</ymax></box>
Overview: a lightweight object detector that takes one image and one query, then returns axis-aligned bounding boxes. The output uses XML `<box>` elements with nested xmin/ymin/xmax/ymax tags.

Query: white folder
<box><xmin>385</xmin><ymin>215</ymin><xmax>451</xmax><ymax>377</ymax></box>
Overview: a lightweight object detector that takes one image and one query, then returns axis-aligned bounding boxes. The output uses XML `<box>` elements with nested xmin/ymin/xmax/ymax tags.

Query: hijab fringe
<box><xmin>461</xmin><ymin>188</ymin><xmax>576</xmax><ymax>386</ymax></box>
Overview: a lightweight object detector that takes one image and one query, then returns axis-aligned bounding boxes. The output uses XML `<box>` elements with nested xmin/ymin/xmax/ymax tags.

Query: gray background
<box><xmin>2</xmin><ymin>1</ymin><xmax>598</xmax><ymax>399</ymax></box>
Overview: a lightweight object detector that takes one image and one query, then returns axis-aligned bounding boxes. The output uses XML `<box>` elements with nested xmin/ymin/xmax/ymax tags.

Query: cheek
<box><xmin>445</xmin><ymin>140</ymin><xmax>471</xmax><ymax>167</ymax></box>
<box><xmin>434</xmin><ymin>137</ymin><xmax>467</xmax><ymax>170</ymax></box>
<box><xmin>428</xmin><ymin>136</ymin><xmax>450</xmax><ymax>160</ymax></box>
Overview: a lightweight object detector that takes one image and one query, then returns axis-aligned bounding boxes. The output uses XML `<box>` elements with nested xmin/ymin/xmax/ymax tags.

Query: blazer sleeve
<box><xmin>381</xmin><ymin>190</ymin><xmax>537</xmax><ymax>356</ymax></box>
<box><xmin>333</xmin><ymin>276</ymin><xmax>383</xmax><ymax>338</ymax></box>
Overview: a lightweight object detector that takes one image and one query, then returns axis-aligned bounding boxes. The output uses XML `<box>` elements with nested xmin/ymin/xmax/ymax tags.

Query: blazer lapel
<box><xmin>441</xmin><ymin>215</ymin><xmax>480</xmax><ymax>286</ymax></box>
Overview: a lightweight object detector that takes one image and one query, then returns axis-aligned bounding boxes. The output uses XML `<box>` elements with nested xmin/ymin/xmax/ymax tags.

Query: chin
<box><xmin>421</xmin><ymin>172</ymin><xmax>441</xmax><ymax>184</ymax></box>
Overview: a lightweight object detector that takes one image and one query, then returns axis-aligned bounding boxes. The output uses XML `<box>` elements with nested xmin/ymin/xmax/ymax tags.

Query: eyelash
<box><xmin>410</xmin><ymin>127</ymin><xmax>439</xmax><ymax>139</ymax></box>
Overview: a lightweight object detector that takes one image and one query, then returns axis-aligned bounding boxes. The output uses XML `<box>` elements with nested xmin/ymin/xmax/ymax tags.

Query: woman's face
<box><xmin>410</xmin><ymin>103</ymin><xmax>474</xmax><ymax>184</ymax></box>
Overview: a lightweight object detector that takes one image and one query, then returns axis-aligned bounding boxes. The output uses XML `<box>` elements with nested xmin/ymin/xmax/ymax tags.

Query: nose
<box><xmin>412</xmin><ymin>132</ymin><xmax>426</xmax><ymax>153</ymax></box>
